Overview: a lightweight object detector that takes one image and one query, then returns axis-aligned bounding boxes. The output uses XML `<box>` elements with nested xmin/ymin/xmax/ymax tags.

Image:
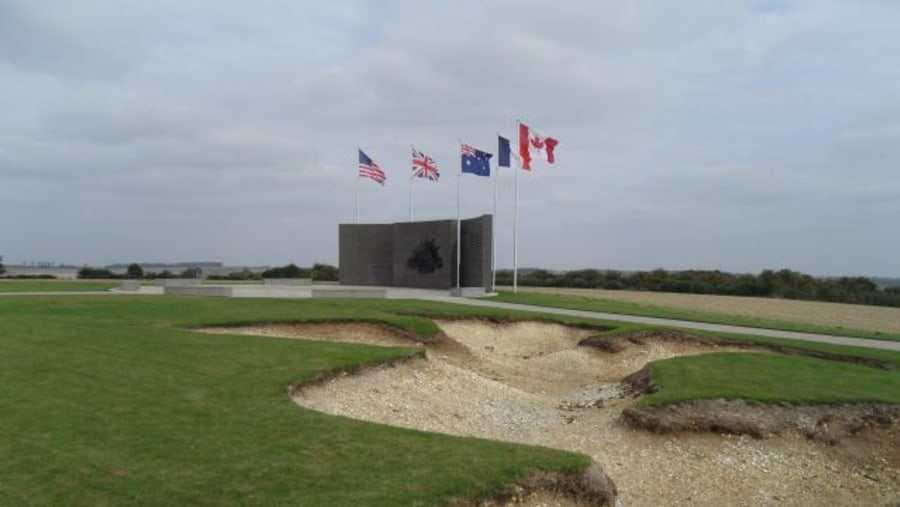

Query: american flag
<box><xmin>411</xmin><ymin>147</ymin><xmax>440</xmax><ymax>181</ymax></box>
<box><xmin>358</xmin><ymin>149</ymin><xmax>386</xmax><ymax>185</ymax></box>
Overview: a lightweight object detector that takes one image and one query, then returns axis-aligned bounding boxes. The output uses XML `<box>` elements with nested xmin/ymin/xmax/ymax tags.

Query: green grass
<box><xmin>0</xmin><ymin>280</ymin><xmax>119</xmax><ymax>292</ymax></box>
<box><xmin>490</xmin><ymin>290</ymin><xmax>900</xmax><ymax>342</ymax></box>
<box><xmin>2</xmin><ymin>294</ymin><xmax>898</xmax><ymax>505</ymax></box>
<box><xmin>641</xmin><ymin>352</ymin><xmax>900</xmax><ymax>407</ymax></box>
<box><xmin>0</xmin><ymin>296</ymin><xmax>589</xmax><ymax>506</ymax></box>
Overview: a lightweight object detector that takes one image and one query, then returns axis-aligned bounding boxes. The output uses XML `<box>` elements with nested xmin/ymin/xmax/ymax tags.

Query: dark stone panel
<box><xmin>391</xmin><ymin>219</ymin><xmax>456</xmax><ymax>289</ymax></box>
<box><xmin>460</xmin><ymin>214</ymin><xmax>493</xmax><ymax>289</ymax></box>
<box><xmin>338</xmin><ymin>224</ymin><xmax>393</xmax><ymax>286</ymax></box>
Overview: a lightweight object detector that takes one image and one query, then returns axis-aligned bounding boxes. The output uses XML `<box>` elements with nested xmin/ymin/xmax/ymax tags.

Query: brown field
<box><xmin>514</xmin><ymin>286</ymin><xmax>900</xmax><ymax>335</ymax></box>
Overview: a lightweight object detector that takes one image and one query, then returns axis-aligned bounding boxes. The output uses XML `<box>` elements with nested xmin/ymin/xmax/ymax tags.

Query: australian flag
<box><xmin>460</xmin><ymin>144</ymin><xmax>492</xmax><ymax>177</ymax></box>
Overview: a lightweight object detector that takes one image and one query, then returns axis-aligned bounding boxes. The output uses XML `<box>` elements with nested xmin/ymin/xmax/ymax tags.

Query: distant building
<box><xmin>5</xmin><ymin>265</ymin><xmax>80</xmax><ymax>279</ymax></box>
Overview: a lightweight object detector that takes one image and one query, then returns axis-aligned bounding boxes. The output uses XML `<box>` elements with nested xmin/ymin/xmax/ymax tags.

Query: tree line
<box><xmin>206</xmin><ymin>263</ymin><xmax>339</xmax><ymax>281</ymax></box>
<box><xmin>78</xmin><ymin>265</ymin><xmax>203</xmax><ymax>280</ymax></box>
<box><xmin>77</xmin><ymin>263</ymin><xmax>339</xmax><ymax>282</ymax></box>
<box><xmin>495</xmin><ymin>268</ymin><xmax>900</xmax><ymax>308</ymax></box>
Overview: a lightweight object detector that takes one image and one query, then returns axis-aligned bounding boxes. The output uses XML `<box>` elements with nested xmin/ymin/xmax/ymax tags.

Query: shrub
<box><xmin>127</xmin><ymin>263</ymin><xmax>144</xmax><ymax>279</ymax></box>
<box><xmin>179</xmin><ymin>267</ymin><xmax>202</xmax><ymax>279</ymax></box>
<box><xmin>208</xmin><ymin>269</ymin><xmax>261</xmax><ymax>281</ymax></box>
<box><xmin>312</xmin><ymin>263</ymin><xmax>339</xmax><ymax>281</ymax></box>
<box><xmin>261</xmin><ymin>264</ymin><xmax>309</xmax><ymax>279</ymax></box>
<box><xmin>78</xmin><ymin>268</ymin><xmax>118</xmax><ymax>279</ymax></box>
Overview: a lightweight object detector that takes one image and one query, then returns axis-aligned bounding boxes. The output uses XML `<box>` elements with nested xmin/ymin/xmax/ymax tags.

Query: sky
<box><xmin>2</xmin><ymin>1</ymin><xmax>899</xmax><ymax>276</ymax></box>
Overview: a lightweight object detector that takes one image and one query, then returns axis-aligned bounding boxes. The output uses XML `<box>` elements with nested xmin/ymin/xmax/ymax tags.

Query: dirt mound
<box><xmin>197</xmin><ymin>321</ymin><xmax>423</xmax><ymax>348</ymax></box>
<box><xmin>474</xmin><ymin>464</ymin><xmax>616</xmax><ymax>507</ymax></box>
<box><xmin>623</xmin><ymin>400</ymin><xmax>900</xmax><ymax>442</ymax></box>
<box><xmin>203</xmin><ymin>320</ymin><xmax>900</xmax><ymax>506</ymax></box>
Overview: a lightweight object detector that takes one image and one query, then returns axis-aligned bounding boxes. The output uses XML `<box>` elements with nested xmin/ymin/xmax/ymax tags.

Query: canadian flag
<box><xmin>518</xmin><ymin>122</ymin><xmax>559</xmax><ymax>170</ymax></box>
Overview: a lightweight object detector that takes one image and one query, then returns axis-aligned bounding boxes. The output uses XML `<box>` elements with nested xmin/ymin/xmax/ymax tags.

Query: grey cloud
<box><xmin>1</xmin><ymin>0</ymin><xmax>899</xmax><ymax>274</ymax></box>
<box><xmin>0</xmin><ymin>2</ymin><xmax>146</xmax><ymax>79</ymax></box>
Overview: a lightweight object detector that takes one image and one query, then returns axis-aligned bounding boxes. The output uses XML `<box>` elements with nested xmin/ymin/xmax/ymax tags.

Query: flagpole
<box><xmin>409</xmin><ymin>145</ymin><xmax>414</xmax><ymax>221</ymax></box>
<box><xmin>492</xmin><ymin>157</ymin><xmax>498</xmax><ymax>292</ymax></box>
<box><xmin>513</xmin><ymin>150</ymin><xmax>519</xmax><ymax>294</ymax></box>
<box><xmin>513</xmin><ymin>121</ymin><xmax>522</xmax><ymax>294</ymax></box>
<box><xmin>456</xmin><ymin>141</ymin><xmax>462</xmax><ymax>292</ymax></box>
<box><xmin>355</xmin><ymin>147</ymin><xmax>360</xmax><ymax>224</ymax></box>
<box><xmin>492</xmin><ymin>135</ymin><xmax>499</xmax><ymax>293</ymax></box>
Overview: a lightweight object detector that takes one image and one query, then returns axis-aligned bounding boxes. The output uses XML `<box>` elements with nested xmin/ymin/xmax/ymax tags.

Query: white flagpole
<box><xmin>355</xmin><ymin>147</ymin><xmax>360</xmax><ymax>224</ymax></box>
<box><xmin>492</xmin><ymin>136</ymin><xmax>499</xmax><ymax>292</ymax></box>
<box><xmin>513</xmin><ymin>121</ymin><xmax>522</xmax><ymax>293</ymax></box>
<box><xmin>513</xmin><ymin>152</ymin><xmax>519</xmax><ymax>294</ymax></box>
<box><xmin>409</xmin><ymin>145</ymin><xmax>414</xmax><ymax>221</ymax></box>
<box><xmin>456</xmin><ymin>142</ymin><xmax>462</xmax><ymax>292</ymax></box>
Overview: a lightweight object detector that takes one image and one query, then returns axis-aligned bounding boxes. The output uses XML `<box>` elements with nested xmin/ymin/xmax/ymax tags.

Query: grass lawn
<box><xmin>0</xmin><ymin>296</ymin><xmax>590</xmax><ymax>506</ymax></box>
<box><xmin>641</xmin><ymin>352</ymin><xmax>900</xmax><ymax>407</ymax></box>
<box><xmin>0</xmin><ymin>280</ymin><xmax>119</xmax><ymax>292</ymax></box>
<box><xmin>2</xmin><ymin>295</ymin><xmax>898</xmax><ymax>505</ymax></box>
<box><xmin>491</xmin><ymin>290</ymin><xmax>900</xmax><ymax>342</ymax></box>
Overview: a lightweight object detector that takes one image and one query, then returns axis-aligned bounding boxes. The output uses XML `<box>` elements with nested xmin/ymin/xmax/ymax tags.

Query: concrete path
<box><xmin>4</xmin><ymin>285</ymin><xmax>899</xmax><ymax>352</ymax></box>
<box><xmin>420</xmin><ymin>296</ymin><xmax>900</xmax><ymax>352</ymax></box>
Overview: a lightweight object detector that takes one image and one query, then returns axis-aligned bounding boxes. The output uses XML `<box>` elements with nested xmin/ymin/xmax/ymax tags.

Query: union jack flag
<box><xmin>411</xmin><ymin>146</ymin><xmax>440</xmax><ymax>181</ymax></box>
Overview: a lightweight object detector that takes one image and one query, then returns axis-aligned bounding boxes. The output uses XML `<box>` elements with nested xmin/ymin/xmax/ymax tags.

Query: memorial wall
<box><xmin>339</xmin><ymin>215</ymin><xmax>492</xmax><ymax>290</ymax></box>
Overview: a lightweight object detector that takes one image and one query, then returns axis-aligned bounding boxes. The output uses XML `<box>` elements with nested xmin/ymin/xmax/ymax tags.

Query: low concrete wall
<box><xmin>164</xmin><ymin>286</ymin><xmax>233</xmax><ymax>297</ymax></box>
<box><xmin>449</xmin><ymin>287</ymin><xmax>487</xmax><ymax>298</ymax></box>
<box><xmin>154</xmin><ymin>278</ymin><xmax>203</xmax><ymax>287</ymax></box>
<box><xmin>311</xmin><ymin>287</ymin><xmax>387</xmax><ymax>299</ymax></box>
<box><xmin>263</xmin><ymin>278</ymin><xmax>312</xmax><ymax>286</ymax></box>
<box><xmin>120</xmin><ymin>280</ymin><xmax>142</xmax><ymax>292</ymax></box>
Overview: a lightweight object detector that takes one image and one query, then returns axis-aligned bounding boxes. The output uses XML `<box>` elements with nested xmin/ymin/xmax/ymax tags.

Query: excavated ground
<box><xmin>200</xmin><ymin>321</ymin><xmax>900</xmax><ymax>506</ymax></box>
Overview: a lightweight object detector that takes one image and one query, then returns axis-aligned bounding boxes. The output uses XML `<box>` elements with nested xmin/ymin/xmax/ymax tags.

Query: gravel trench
<box><xmin>202</xmin><ymin>321</ymin><xmax>900</xmax><ymax>506</ymax></box>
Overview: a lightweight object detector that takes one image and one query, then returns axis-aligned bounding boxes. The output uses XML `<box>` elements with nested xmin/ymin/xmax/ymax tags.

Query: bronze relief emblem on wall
<box><xmin>407</xmin><ymin>238</ymin><xmax>444</xmax><ymax>274</ymax></box>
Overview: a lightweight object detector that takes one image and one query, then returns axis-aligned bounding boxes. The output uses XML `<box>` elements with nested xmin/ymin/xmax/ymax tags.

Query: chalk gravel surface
<box><xmin>205</xmin><ymin>321</ymin><xmax>899</xmax><ymax>506</ymax></box>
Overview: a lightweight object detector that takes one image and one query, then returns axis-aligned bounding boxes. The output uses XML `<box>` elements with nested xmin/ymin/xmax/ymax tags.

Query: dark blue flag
<box><xmin>497</xmin><ymin>135</ymin><xmax>511</xmax><ymax>168</ymax></box>
<box><xmin>461</xmin><ymin>144</ymin><xmax>492</xmax><ymax>177</ymax></box>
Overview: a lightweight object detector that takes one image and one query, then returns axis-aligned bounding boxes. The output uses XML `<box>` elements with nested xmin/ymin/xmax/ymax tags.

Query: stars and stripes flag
<box><xmin>358</xmin><ymin>149</ymin><xmax>386</xmax><ymax>185</ymax></box>
<box><xmin>411</xmin><ymin>146</ymin><xmax>440</xmax><ymax>181</ymax></box>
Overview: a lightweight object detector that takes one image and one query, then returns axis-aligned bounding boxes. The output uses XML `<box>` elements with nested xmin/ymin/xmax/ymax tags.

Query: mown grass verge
<box><xmin>0</xmin><ymin>295</ymin><xmax>591</xmax><ymax>506</ymax></box>
<box><xmin>0</xmin><ymin>279</ymin><xmax>119</xmax><ymax>292</ymax></box>
<box><xmin>490</xmin><ymin>290</ymin><xmax>900</xmax><ymax>342</ymax></box>
<box><xmin>640</xmin><ymin>352</ymin><xmax>900</xmax><ymax>407</ymax></box>
<box><xmin>587</xmin><ymin>324</ymin><xmax>900</xmax><ymax>408</ymax></box>
<box><xmin>2</xmin><ymin>294</ymin><xmax>897</xmax><ymax>505</ymax></box>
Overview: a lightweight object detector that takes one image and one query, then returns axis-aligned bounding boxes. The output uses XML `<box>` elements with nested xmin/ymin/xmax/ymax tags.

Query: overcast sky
<box><xmin>2</xmin><ymin>1</ymin><xmax>899</xmax><ymax>276</ymax></box>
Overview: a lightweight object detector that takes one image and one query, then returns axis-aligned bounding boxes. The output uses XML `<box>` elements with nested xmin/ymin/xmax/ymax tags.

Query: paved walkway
<box><xmin>156</xmin><ymin>285</ymin><xmax>900</xmax><ymax>352</ymax></box>
<box><xmin>423</xmin><ymin>297</ymin><xmax>900</xmax><ymax>352</ymax></box>
<box><xmin>3</xmin><ymin>285</ymin><xmax>899</xmax><ymax>352</ymax></box>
